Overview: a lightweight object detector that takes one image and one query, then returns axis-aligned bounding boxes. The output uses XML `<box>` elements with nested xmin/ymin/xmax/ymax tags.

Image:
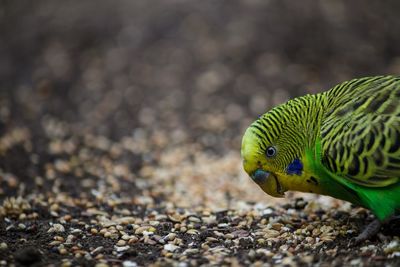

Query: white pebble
<box><xmin>123</xmin><ymin>261</ymin><xmax>137</xmax><ymax>267</ymax></box>
<box><xmin>164</xmin><ymin>244</ymin><xmax>179</xmax><ymax>252</ymax></box>
<box><xmin>48</xmin><ymin>223</ymin><xmax>65</xmax><ymax>233</ymax></box>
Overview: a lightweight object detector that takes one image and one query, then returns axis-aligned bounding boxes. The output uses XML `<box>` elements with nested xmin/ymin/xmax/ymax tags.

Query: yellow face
<box><xmin>241</xmin><ymin>127</ymin><xmax>287</xmax><ymax>197</ymax></box>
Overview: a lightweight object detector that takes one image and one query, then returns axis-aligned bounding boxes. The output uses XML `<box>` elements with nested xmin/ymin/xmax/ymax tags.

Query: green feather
<box><xmin>307</xmin><ymin>139</ymin><xmax>400</xmax><ymax>221</ymax></box>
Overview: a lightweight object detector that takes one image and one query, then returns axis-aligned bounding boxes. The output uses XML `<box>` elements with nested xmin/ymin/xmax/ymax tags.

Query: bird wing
<box><xmin>320</xmin><ymin>76</ymin><xmax>400</xmax><ymax>187</ymax></box>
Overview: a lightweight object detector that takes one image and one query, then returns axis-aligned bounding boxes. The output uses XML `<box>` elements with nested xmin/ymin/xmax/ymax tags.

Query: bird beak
<box><xmin>251</xmin><ymin>169</ymin><xmax>285</xmax><ymax>198</ymax></box>
<box><xmin>252</xmin><ymin>169</ymin><xmax>270</xmax><ymax>183</ymax></box>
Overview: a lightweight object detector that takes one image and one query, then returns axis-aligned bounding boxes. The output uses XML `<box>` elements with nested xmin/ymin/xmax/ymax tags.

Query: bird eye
<box><xmin>266</xmin><ymin>146</ymin><xmax>277</xmax><ymax>157</ymax></box>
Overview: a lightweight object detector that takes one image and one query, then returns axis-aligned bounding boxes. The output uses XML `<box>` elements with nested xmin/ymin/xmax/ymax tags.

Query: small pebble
<box><xmin>128</xmin><ymin>237</ymin><xmax>139</xmax><ymax>244</ymax></box>
<box><xmin>122</xmin><ymin>261</ymin><xmax>137</xmax><ymax>267</ymax></box>
<box><xmin>0</xmin><ymin>243</ymin><xmax>7</xmax><ymax>250</ymax></box>
<box><xmin>48</xmin><ymin>224</ymin><xmax>65</xmax><ymax>233</ymax></box>
<box><xmin>116</xmin><ymin>240</ymin><xmax>126</xmax><ymax>246</ymax></box>
<box><xmin>164</xmin><ymin>244</ymin><xmax>179</xmax><ymax>252</ymax></box>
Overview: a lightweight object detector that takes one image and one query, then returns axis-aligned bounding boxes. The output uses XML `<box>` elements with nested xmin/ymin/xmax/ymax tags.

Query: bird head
<box><xmin>241</xmin><ymin>106</ymin><xmax>305</xmax><ymax>197</ymax></box>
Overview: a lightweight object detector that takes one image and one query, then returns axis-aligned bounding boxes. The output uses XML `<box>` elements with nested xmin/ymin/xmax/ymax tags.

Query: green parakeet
<box><xmin>241</xmin><ymin>75</ymin><xmax>400</xmax><ymax>243</ymax></box>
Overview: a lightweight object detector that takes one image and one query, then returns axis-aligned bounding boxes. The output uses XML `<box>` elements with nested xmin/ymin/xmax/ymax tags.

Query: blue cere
<box><xmin>287</xmin><ymin>158</ymin><xmax>303</xmax><ymax>175</ymax></box>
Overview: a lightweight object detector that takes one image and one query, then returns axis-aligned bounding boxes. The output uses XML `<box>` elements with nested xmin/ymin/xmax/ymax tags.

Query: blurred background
<box><xmin>1</xmin><ymin>0</ymin><xmax>400</xmax><ymax>209</ymax></box>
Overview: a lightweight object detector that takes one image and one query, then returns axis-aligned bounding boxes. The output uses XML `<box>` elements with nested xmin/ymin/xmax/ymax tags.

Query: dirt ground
<box><xmin>1</xmin><ymin>1</ymin><xmax>400</xmax><ymax>266</ymax></box>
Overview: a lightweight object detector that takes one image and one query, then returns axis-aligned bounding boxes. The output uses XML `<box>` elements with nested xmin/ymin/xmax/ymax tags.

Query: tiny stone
<box><xmin>49</xmin><ymin>241</ymin><xmax>61</xmax><ymax>246</ymax></box>
<box><xmin>95</xmin><ymin>254</ymin><xmax>104</xmax><ymax>260</ymax></box>
<box><xmin>128</xmin><ymin>236</ymin><xmax>139</xmax><ymax>244</ymax></box>
<box><xmin>257</xmin><ymin>238</ymin><xmax>266</xmax><ymax>245</ymax></box>
<box><xmin>224</xmin><ymin>234</ymin><xmax>234</xmax><ymax>239</ymax></box>
<box><xmin>0</xmin><ymin>243</ymin><xmax>7</xmax><ymax>250</ymax></box>
<box><xmin>164</xmin><ymin>244</ymin><xmax>179</xmax><ymax>252</ymax></box>
<box><xmin>59</xmin><ymin>248</ymin><xmax>68</xmax><ymax>255</ymax></box>
<box><xmin>91</xmin><ymin>246</ymin><xmax>104</xmax><ymax>255</ymax></box>
<box><xmin>115</xmin><ymin>217</ymin><xmax>136</xmax><ymax>225</ymax></box>
<box><xmin>116</xmin><ymin>240</ymin><xmax>126</xmax><ymax>246</ymax></box>
<box><xmin>168</xmin><ymin>214</ymin><xmax>183</xmax><ymax>223</ymax></box>
<box><xmin>248</xmin><ymin>249</ymin><xmax>256</xmax><ymax>259</ymax></box>
<box><xmin>263</xmin><ymin>229</ymin><xmax>280</xmax><ymax>238</ymax></box>
<box><xmin>256</xmin><ymin>248</ymin><xmax>274</xmax><ymax>257</ymax></box>
<box><xmin>99</xmin><ymin>229</ymin><xmax>107</xmax><ymax>235</ymax></box>
<box><xmin>66</xmin><ymin>235</ymin><xmax>75</xmax><ymax>241</ymax></box>
<box><xmin>206</xmin><ymin>237</ymin><xmax>218</xmax><ymax>242</ymax></box>
<box><xmin>144</xmin><ymin>237</ymin><xmax>156</xmax><ymax>245</ymax></box>
<box><xmin>149</xmin><ymin>221</ymin><xmax>160</xmax><ymax>226</ymax></box>
<box><xmin>61</xmin><ymin>262</ymin><xmax>71</xmax><ymax>267</ymax></box>
<box><xmin>186</xmin><ymin>229</ymin><xmax>198</xmax><ymax>235</ymax></box>
<box><xmin>183</xmin><ymin>248</ymin><xmax>199</xmax><ymax>255</ymax></box>
<box><xmin>121</xmin><ymin>235</ymin><xmax>130</xmax><ymax>241</ymax></box>
<box><xmin>188</xmin><ymin>217</ymin><xmax>201</xmax><ymax>223</ymax></box>
<box><xmin>54</xmin><ymin>235</ymin><xmax>65</xmax><ymax>242</ymax></box>
<box><xmin>312</xmin><ymin>228</ymin><xmax>321</xmax><ymax>237</ymax></box>
<box><xmin>384</xmin><ymin>240</ymin><xmax>400</xmax><ymax>254</ymax></box>
<box><xmin>214</xmin><ymin>231</ymin><xmax>224</xmax><ymax>237</ymax></box>
<box><xmin>122</xmin><ymin>261</ymin><xmax>137</xmax><ymax>267</ymax></box>
<box><xmin>104</xmin><ymin>232</ymin><xmax>111</xmax><ymax>238</ymax></box>
<box><xmin>50</xmin><ymin>203</ymin><xmax>59</xmax><ymax>212</ymax></box>
<box><xmin>272</xmin><ymin>223</ymin><xmax>282</xmax><ymax>231</ymax></box>
<box><xmin>48</xmin><ymin>223</ymin><xmax>65</xmax><ymax>233</ymax></box>
<box><xmin>165</xmin><ymin>252</ymin><xmax>173</xmax><ymax>258</ymax></box>
<box><xmin>115</xmin><ymin>246</ymin><xmax>129</xmax><ymax>252</ymax></box>
<box><xmin>135</xmin><ymin>226</ymin><xmax>152</xmax><ymax>235</ymax></box>
<box><xmin>201</xmin><ymin>243</ymin><xmax>210</xmax><ymax>250</ymax></box>
<box><xmin>165</xmin><ymin>233</ymin><xmax>176</xmax><ymax>241</ymax></box>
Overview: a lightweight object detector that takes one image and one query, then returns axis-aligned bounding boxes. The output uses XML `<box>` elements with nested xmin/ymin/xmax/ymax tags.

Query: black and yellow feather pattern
<box><xmin>321</xmin><ymin>76</ymin><xmax>400</xmax><ymax>187</ymax></box>
<box><xmin>250</xmin><ymin>93</ymin><xmax>326</xmax><ymax>173</ymax></box>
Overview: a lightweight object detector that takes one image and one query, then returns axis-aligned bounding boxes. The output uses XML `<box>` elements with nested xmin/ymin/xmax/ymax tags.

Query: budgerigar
<box><xmin>241</xmin><ymin>75</ymin><xmax>400</xmax><ymax>243</ymax></box>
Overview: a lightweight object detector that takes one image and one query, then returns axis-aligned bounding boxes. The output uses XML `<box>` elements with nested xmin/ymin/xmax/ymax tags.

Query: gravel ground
<box><xmin>1</xmin><ymin>1</ymin><xmax>400</xmax><ymax>266</ymax></box>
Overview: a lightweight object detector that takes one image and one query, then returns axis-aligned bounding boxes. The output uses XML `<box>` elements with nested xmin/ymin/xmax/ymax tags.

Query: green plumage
<box><xmin>242</xmin><ymin>75</ymin><xmax>400</xmax><ymax>221</ymax></box>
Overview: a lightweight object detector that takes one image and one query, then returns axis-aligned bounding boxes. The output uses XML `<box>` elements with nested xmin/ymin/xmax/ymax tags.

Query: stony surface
<box><xmin>1</xmin><ymin>1</ymin><xmax>400</xmax><ymax>266</ymax></box>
